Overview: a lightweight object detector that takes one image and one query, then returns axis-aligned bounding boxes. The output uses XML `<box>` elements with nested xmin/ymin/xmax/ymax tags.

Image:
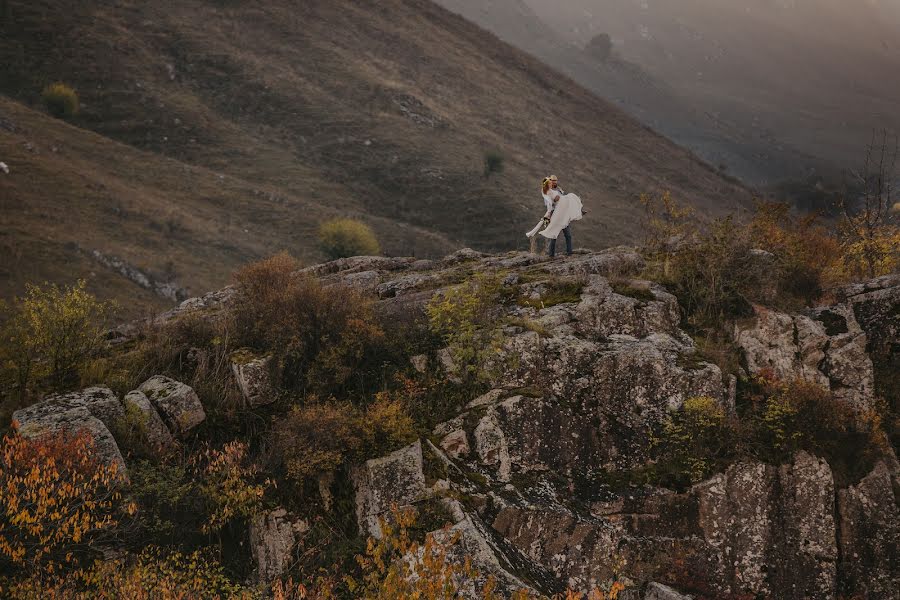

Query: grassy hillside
<box><xmin>0</xmin><ymin>97</ymin><xmax>454</xmax><ymax>318</ymax></box>
<box><xmin>0</xmin><ymin>0</ymin><xmax>751</xmax><ymax>315</ymax></box>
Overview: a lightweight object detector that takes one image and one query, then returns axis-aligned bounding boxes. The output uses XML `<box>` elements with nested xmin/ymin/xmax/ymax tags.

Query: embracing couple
<box><xmin>526</xmin><ymin>174</ymin><xmax>585</xmax><ymax>257</ymax></box>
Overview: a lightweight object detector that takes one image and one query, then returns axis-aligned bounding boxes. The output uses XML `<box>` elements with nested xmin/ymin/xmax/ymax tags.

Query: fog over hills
<box><xmin>526</xmin><ymin>0</ymin><xmax>900</xmax><ymax>184</ymax></box>
<box><xmin>436</xmin><ymin>0</ymin><xmax>900</xmax><ymax>185</ymax></box>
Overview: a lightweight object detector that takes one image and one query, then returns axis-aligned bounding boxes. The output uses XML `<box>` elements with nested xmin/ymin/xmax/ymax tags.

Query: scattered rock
<box><xmin>644</xmin><ymin>582</ymin><xmax>691</xmax><ymax>600</ymax></box>
<box><xmin>249</xmin><ymin>508</ymin><xmax>309</xmax><ymax>583</ymax></box>
<box><xmin>123</xmin><ymin>390</ymin><xmax>175</xmax><ymax>452</ymax></box>
<box><xmin>138</xmin><ymin>376</ymin><xmax>206</xmax><ymax>436</ymax></box>
<box><xmin>231</xmin><ymin>352</ymin><xmax>275</xmax><ymax>407</ymax></box>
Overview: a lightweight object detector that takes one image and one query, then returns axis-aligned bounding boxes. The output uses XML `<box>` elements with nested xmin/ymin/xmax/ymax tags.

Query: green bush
<box><xmin>318</xmin><ymin>219</ymin><xmax>380</xmax><ymax>260</ymax></box>
<box><xmin>654</xmin><ymin>396</ymin><xmax>736</xmax><ymax>485</ymax></box>
<box><xmin>1</xmin><ymin>280</ymin><xmax>112</xmax><ymax>398</ymax></box>
<box><xmin>41</xmin><ymin>82</ymin><xmax>79</xmax><ymax>119</ymax></box>
<box><xmin>483</xmin><ymin>150</ymin><xmax>504</xmax><ymax>178</ymax></box>
<box><xmin>426</xmin><ymin>273</ymin><xmax>509</xmax><ymax>386</ymax></box>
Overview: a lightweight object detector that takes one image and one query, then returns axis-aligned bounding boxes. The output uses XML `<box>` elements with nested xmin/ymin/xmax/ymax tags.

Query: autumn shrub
<box><xmin>318</xmin><ymin>219</ymin><xmax>381</xmax><ymax>260</ymax></box>
<box><xmin>3</xmin><ymin>547</ymin><xmax>253</xmax><ymax>599</ymax></box>
<box><xmin>41</xmin><ymin>82</ymin><xmax>79</xmax><ymax>119</ymax></box>
<box><xmin>193</xmin><ymin>441</ymin><xmax>268</xmax><ymax>534</ymax></box>
<box><xmin>230</xmin><ymin>253</ymin><xmax>386</xmax><ymax>395</ymax></box>
<box><xmin>654</xmin><ymin>396</ymin><xmax>736</xmax><ymax>485</ymax></box>
<box><xmin>749</xmin><ymin>201</ymin><xmax>843</xmax><ymax>303</ymax></box>
<box><xmin>0</xmin><ymin>432</ymin><xmax>131</xmax><ymax>575</ymax></box>
<box><xmin>347</xmin><ymin>506</ymin><xmax>498</xmax><ymax>599</ymax></box>
<box><xmin>273</xmin><ymin>398</ymin><xmax>415</xmax><ymax>490</ymax></box>
<box><xmin>426</xmin><ymin>273</ymin><xmax>510</xmax><ymax>386</ymax></box>
<box><xmin>0</xmin><ymin>280</ymin><xmax>113</xmax><ymax>399</ymax></box>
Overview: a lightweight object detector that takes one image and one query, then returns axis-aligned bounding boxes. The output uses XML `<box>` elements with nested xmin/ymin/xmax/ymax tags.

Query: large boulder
<box><xmin>12</xmin><ymin>387</ymin><xmax>127</xmax><ymax>474</ymax></box>
<box><xmin>138</xmin><ymin>376</ymin><xmax>205</xmax><ymax>435</ymax></box>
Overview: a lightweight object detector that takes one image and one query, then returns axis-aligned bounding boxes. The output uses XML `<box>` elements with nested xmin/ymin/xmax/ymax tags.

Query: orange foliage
<box><xmin>0</xmin><ymin>431</ymin><xmax>131</xmax><ymax>573</ymax></box>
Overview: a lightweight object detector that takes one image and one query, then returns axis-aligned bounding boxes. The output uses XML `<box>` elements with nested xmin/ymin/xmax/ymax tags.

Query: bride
<box><xmin>526</xmin><ymin>175</ymin><xmax>583</xmax><ymax>256</ymax></box>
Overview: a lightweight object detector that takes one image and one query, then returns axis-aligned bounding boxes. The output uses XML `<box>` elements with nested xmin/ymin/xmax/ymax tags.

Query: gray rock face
<box><xmin>734</xmin><ymin>303</ymin><xmax>875</xmax><ymax>408</ymax></box>
<box><xmin>123</xmin><ymin>390</ymin><xmax>175</xmax><ymax>452</ymax></box>
<box><xmin>489</xmin><ymin>452</ymin><xmax>840</xmax><ymax>598</ymax></box>
<box><xmin>231</xmin><ymin>353</ymin><xmax>275</xmax><ymax>407</ymax></box>
<box><xmin>138</xmin><ymin>375</ymin><xmax>206</xmax><ymax>435</ymax></box>
<box><xmin>249</xmin><ymin>508</ymin><xmax>309</xmax><ymax>583</ymax></box>
<box><xmin>837</xmin><ymin>461</ymin><xmax>899</xmax><ymax>598</ymax></box>
<box><xmin>12</xmin><ymin>387</ymin><xmax>127</xmax><ymax>475</ymax></box>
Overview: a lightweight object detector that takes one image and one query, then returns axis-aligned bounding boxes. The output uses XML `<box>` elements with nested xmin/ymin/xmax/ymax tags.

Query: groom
<box><xmin>546</xmin><ymin>175</ymin><xmax>573</xmax><ymax>257</ymax></box>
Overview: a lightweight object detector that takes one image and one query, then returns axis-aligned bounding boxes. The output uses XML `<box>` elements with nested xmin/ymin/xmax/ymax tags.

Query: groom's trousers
<box><xmin>548</xmin><ymin>226</ymin><xmax>572</xmax><ymax>257</ymax></box>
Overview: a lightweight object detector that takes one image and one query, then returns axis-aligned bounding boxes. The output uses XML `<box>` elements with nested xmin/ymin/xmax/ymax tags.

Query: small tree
<box><xmin>839</xmin><ymin>130</ymin><xmax>900</xmax><ymax>278</ymax></box>
<box><xmin>1</xmin><ymin>280</ymin><xmax>112</xmax><ymax>396</ymax></box>
<box><xmin>318</xmin><ymin>219</ymin><xmax>381</xmax><ymax>259</ymax></box>
<box><xmin>41</xmin><ymin>83</ymin><xmax>79</xmax><ymax>119</ymax></box>
<box><xmin>483</xmin><ymin>150</ymin><xmax>504</xmax><ymax>178</ymax></box>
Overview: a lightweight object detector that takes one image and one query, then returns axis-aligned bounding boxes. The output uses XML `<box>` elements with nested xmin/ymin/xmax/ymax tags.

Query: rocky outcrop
<box><xmin>138</xmin><ymin>375</ymin><xmax>206</xmax><ymax>435</ymax></box>
<box><xmin>249</xmin><ymin>508</ymin><xmax>309</xmax><ymax>583</ymax></box>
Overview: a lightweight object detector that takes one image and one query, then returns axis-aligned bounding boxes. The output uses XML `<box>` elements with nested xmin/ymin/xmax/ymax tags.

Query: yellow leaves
<box><xmin>192</xmin><ymin>441</ymin><xmax>267</xmax><ymax>535</ymax></box>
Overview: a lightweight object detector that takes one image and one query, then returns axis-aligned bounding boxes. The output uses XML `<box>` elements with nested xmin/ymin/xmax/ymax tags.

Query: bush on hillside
<box><xmin>41</xmin><ymin>82</ymin><xmax>79</xmax><ymax>119</ymax></box>
<box><xmin>230</xmin><ymin>253</ymin><xmax>386</xmax><ymax>395</ymax></box>
<box><xmin>272</xmin><ymin>397</ymin><xmax>415</xmax><ymax>489</ymax></box>
<box><xmin>586</xmin><ymin>33</ymin><xmax>613</xmax><ymax>61</ymax></box>
<box><xmin>654</xmin><ymin>396</ymin><xmax>736</xmax><ymax>485</ymax></box>
<box><xmin>749</xmin><ymin>201</ymin><xmax>843</xmax><ymax>303</ymax></box>
<box><xmin>318</xmin><ymin>219</ymin><xmax>380</xmax><ymax>260</ymax></box>
<box><xmin>4</xmin><ymin>547</ymin><xmax>254</xmax><ymax>599</ymax></box>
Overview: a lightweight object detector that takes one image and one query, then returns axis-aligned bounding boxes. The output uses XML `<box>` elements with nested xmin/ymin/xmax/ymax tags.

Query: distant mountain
<box><xmin>526</xmin><ymin>0</ymin><xmax>900</xmax><ymax>184</ymax></box>
<box><xmin>0</xmin><ymin>0</ymin><xmax>749</xmax><ymax>312</ymax></box>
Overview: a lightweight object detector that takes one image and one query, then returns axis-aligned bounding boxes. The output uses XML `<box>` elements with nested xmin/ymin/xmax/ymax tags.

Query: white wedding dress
<box><xmin>526</xmin><ymin>193</ymin><xmax>584</xmax><ymax>238</ymax></box>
